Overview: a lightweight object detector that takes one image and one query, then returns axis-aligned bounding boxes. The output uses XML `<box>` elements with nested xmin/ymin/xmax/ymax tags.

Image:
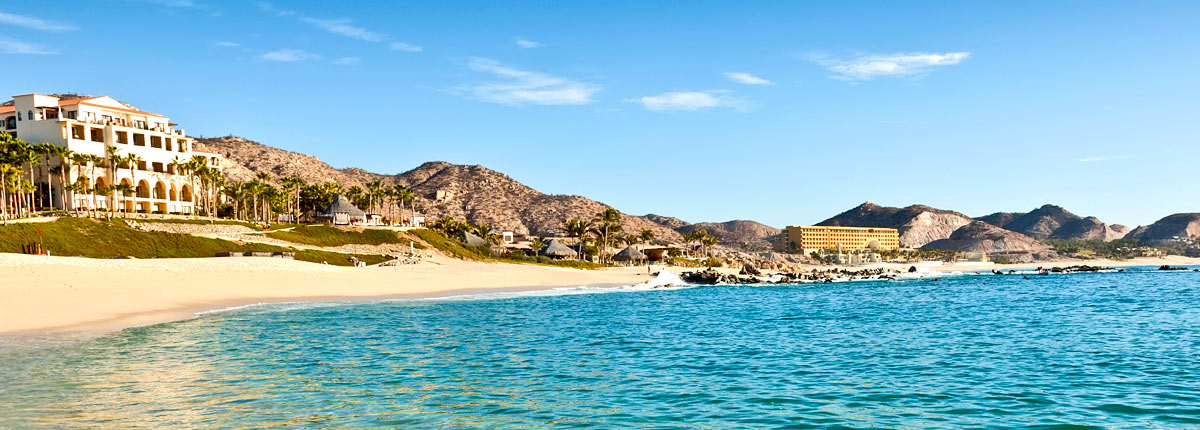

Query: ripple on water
<box><xmin>1</xmin><ymin>268</ymin><xmax>1199</xmax><ymax>428</ymax></box>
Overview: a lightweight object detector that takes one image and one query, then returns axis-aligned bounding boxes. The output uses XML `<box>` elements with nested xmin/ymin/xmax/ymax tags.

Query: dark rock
<box><xmin>739</xmin><ymin>263</ymin><xmax>762</xmax><ymax>276</ymax></box>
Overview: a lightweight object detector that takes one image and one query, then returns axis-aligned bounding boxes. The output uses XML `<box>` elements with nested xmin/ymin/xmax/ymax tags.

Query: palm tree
<box><xmin>280</xmin><ymin>176</ymin><xmax>305</xmax><ymax>222</ymax></box>
<box><xmin>125</xmin><ymin>153</ymin><xmax>143</xmax><ymax>213</ymax></box>
<box><xmin>564</xmin><ymin>218</ymin><xmax>593</xmax><ymax>260</ymax></box>
<box><xmin>701</xmin><ymin>234</ymin><xmax>719</xmax><ymax>258</ymax></box>
<box><xmin>70</xmin><ymin>152</ymin><xmax>90</xmax><ymax>213</ymax></box>
<box><xmin>391</xmin><ymin>183</ymin><xmax>414</xmax><ymax>226</ymax></box>
<box><xmin>365</xmin><ymin>180</ymin><xmax>384</xmax><ymax>215</ymax></box>
<box><xmin>202</xmin><ymin>168</ymin><xmax>224</xmax><ymax>218</ymax></box>
<box><xmin>104</xmin><ymin>146</ymin><xmax>122</xmax><ymax>216</ymax></box>
<box><xmin>49</xmin><ymin>146</ymin><xmax>72</xmax><ymax>211</ymax></box>
<box><xmin>112</xmin><ymin>183</ymin><xmax>135</xmax><ymax>217</ymax></box>
<box><xmin>31</xmin><ymin>142</ymin><xmax>55</xmax><ymax>208</ymax></box>
<box><xmin>592</xmin><ymin>208</ymin><xmax>623</xmax><ymax>264</ymax></box>
<box><xmin>639</xmin><ymin>228</ymin><xmax>655</xmax><ymax>249</ymax></box>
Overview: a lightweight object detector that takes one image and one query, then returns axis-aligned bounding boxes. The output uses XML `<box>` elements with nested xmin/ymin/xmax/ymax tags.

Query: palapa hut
<box><xmin>612</xmin><ymin>245</ymin><xmax>648</xmax><ymax>265</ymax></box>
<box><xmin>317</xmin><ymin>194</ymin><xmax>367</xmax><ymax>225</ymax></box>
<box><xmin>540</xmin><ymin>239</ymin><xmax>576</xmax><ymax>259</ymax></box>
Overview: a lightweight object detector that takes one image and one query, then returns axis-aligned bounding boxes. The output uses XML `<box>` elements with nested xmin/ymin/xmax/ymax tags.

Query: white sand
<box><xmin>0</xmin><ymin>254</ymin><xmax>651</xmax><ymax>334</ymax></box>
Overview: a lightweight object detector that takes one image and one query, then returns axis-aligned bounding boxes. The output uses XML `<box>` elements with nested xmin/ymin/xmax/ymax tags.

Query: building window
<box><xmin>66</xmin><ymin>111</ymin><xmax>77</xmax><ymax>119</ymax></box>
<box><xmin>4</xmin><ymin>117</ymin><xmax>13</xmax><ymax>129</ymax></box>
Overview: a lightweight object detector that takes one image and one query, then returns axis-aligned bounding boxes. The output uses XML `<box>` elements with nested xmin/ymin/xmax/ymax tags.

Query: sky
<box><xmin>3</xmin><ymin>1</ymin><xmax>1199</xmax><ymax>228</ymax></box>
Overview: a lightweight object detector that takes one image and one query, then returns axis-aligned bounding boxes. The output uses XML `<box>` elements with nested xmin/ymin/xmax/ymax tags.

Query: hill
<box><xmin>922</xmin><ymin>221</ymin><xmax>1050</xmax><ymax>253</ymax></box>
<box><xmin>975</xmin><ymin>212</ymin><xmax>1024</xmax><ymax>228</ymax></box>
<box><xmin>995</xmin><ymin>204</ymin><xmax>1127</xmax><ymax>241</ymax></box>
<box><xmin>676</xmin><ymin>220</ymin><xmax>780</xmax><ymax>246</ymax></box>
<box><xmin>1127</xmin><ymin>213</ymin><xmax>1200</xmax><ymax>243</ymax></box>
<box><xmin>817</xmin><ymin>202</ymin><xmax>973</xmax><ymax>248</ymax></box>
<box><xmin>195</xmin><ymin>136</ymin><xmax>786</xmax><ymax>242</ymax></box>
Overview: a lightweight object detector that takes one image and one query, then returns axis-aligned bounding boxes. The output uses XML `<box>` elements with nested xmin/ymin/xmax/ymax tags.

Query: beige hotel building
<box><xmin>779</xmin><ymin>225</ymin><xmax>900</xmax><ymax>254</ymax></box>
<box><xmin>1</xmin><ymin>93</ymin><xmax>222</xmax><ymax>214</ymax></box>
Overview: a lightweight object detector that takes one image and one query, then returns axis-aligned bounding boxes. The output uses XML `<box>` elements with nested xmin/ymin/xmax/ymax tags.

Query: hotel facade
<box><xmin>1</xmin><ymin>93</ymin><xmax>222</xmax><ymax>214</ymax></box>
<box><xmin>778</xmin><ymin>225</ymin><xmax>900</xmax><ymax>254</ymax></box>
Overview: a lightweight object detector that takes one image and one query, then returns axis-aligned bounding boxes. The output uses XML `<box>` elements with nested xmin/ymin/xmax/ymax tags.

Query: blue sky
<box><xmin>3</xmin><ymin>1</ymin><xmax>1199</xmax><ymax>228</ymax></box>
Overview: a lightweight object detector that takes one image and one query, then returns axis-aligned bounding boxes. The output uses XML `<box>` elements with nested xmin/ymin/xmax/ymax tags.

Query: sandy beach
<box><xmin>0</xmin><ymin>254</ymin><xmax>652</xmax><ymax>334</ymax></box>
<box><xmin>2</xmin><ymin>254</ymin><xmax>1197</xmax><ymax>334</ymax></box>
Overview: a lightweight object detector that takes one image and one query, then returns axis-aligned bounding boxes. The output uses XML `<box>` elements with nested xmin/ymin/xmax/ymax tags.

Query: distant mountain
<box><xmin>975</xmin><ymin>212</ymin><xmax>1024</xmax><ymax>228</ymax></box>
<box><xmin>643</xmin><ymin>214</ymin><xmax>689</xmax><ymax>230</ymax></box>
<box><xmin>1127</xmin><ymin>213</ymin><xmax>1200</xmax><ymax>243</ymax></box>
<box><xmin>676</xmin><ymin>220</ymin><xmax>780</xmax><ymax>246</ymax></box>
<box><xmin>194</xmin><ymin>136</ymin><xmax>780</xmax><ymax>242</ymax></box>
<box><xmin>923</xmin><ymin>221</ymin><xmax>1050</xmax><ymax>253</ymax></box>
<box><xmin>997</xmin><ymin>204</ymin><xmax>1127</xmax><ymax>241</ymax></box>
<box><xmin>817</xmin><ymin>202</ymin><xmax>973</xmax><ymax>248</ymax></box>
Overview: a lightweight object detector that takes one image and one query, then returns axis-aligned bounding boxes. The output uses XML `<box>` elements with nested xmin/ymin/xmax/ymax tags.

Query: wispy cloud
<box><xmin>460</xmin><ymin>57</ymin><xmax>600</xmax><ymax>106</ymax></box>
<box><xmin>625</xmin><ymin>91</ymin><xmax>745</xmax><ymax>112</ymax></box>
<box><xmin>813</xmin><ymin>51</ymin><xmax>970</xmax><ymax>81</ymax></box>
<box><xmin>215</xmin><ymin>41</ymin><xmax>239</xmax><ymax>47</ymax></box>
<box><xmin>1078</xmin><ymin>156</ymin><xmax>1106</xmax><ymax>162</ymax></box>
<box><xmin>724</xmin><ymin>72</ymin><xmax>773</xmax><ymax>85</ymax></box>
<box><xmin>0</xmin><ymin>39</ymin><xmax>56</xmax><ymax>55</ymax></box>
<box><xmin>0</xmin><ymin>11</ymin><xmax>77</xmax><ymax>32</ymax></box>
<box><xmin>516</xmin><ymin>38</ymin><xmax>541</xmax><ymax>48</ymax></box>
<box><xmin>389</xmin><ymin>42</ymin><xmax>421</xmax><ymax>52</ymax></box>
<box><xmin>259</xmin><ymin>2</ymin><xmax>421</xmax><ymax>53</ymax></box>
<box><xmin>300</xmin><ymin>17</ymin><xmax>382</xmax><ymax>42</ymax></box>
<box><xmin>260</xmin><ymin>48</ymin><xmax>318</xmax><ymax>62</ymax></box>
<box><xmin>333</xmin><ymin>56</ymin><xmax>360</xmax><ymax>65</ymax></box>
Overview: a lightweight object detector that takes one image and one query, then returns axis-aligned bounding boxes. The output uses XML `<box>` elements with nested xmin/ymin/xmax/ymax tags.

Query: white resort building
<box><xmin>1</xmin><ymin>93</ymin><xmax>222</xmax><ymax>214</ymax></box>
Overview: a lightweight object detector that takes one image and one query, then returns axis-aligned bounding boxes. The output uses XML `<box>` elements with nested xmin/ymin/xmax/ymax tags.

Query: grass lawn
<box><xmin>132</xmin><ymin>217</ymin><xmax>266</xmax><ymax>231</ymax></box>
<box><xmin>264</xmin><ymin>225</ymin><xmax>420</xmax><ymax>248</ymax></box>
<box><xmin>0</xmin><ymin>218</ymin><xmax>388</xmax><ymax>266</ymax></box>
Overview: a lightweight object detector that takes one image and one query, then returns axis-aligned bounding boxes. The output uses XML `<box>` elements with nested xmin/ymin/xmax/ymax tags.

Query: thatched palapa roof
<box><xmin>540</xmin><ymin>239</ymin><xmax>576</xmax><ymax>257</ymax></box>
<box><xmin>612</xmin><ymin>246</ymin><xmax>647</xmax><ymax>261</ymax></box>
<box><xmin>319</xmin><ymin>194</ymin><xmax>366</xmax><ymax>217</ymax></box>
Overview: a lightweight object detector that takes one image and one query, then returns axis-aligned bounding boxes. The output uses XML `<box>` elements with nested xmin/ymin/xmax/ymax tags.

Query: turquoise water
<box><xmin>3</xmin><ymin>268</ymin><xmax>1200</xmax><ymax>428</ymax></box>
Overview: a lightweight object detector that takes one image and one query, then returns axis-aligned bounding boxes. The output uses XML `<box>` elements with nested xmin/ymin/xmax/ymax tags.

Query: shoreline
<box><xmin>2</xmin><ymin>254</ymin><xmax>1197</xmax><ymax>335</ymax></box>
<box><xmin>0</xmin><ymin>253</ymin><xmax>652</xmax><ymax>335</ymax></box>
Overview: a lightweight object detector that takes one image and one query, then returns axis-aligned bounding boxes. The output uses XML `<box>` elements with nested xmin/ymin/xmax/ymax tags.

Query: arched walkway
<box><xmin>154</xmin><ymin>181</ymin><xmax>167</xmax><ymax>200</ymax></box>
<box><xmin>169</xmin><ymin>184</ymin><xmax>178</xmax><ymax>201</ymax></box>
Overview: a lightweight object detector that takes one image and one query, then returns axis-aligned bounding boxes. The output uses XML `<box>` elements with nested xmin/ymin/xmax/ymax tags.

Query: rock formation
<box><xmin>922</xmin><ymin>221</ymin><xmax>1050</xmax><ymax>253</ymax></box>
<box><xmin>1127</xmin><ymin>213</ymin><xmax>1200</xmax><ymax>243</ymax></box>
<box><xmin>994</xmin><ymin>204</ymin><xmax>1127</xmax><ymax>241</ymax></box>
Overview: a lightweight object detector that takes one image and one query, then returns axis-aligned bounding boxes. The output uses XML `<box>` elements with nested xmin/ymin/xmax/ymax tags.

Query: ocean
<box><xmin>2</xmin><ymin>267</ymin><xmax>1199</xmax><ymax>428</ymax></box>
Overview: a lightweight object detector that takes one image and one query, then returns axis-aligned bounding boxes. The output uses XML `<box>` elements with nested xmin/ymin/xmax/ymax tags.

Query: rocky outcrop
<box><xmin>1053</xmin><ymin>216</ymin><xmax>1129</xmax><ymax>241</ymax></box>
<box><xmin>1127</xmin><ymin>213</ymin><xmax>1200</xmax><ymax>243</ymax></box>
<box><xmin>999</xmin><ymin>204</ymin><xmax>1127</xmax><ymax>241</ymax></box>
<box><xmin>818</xmin><ymin>202</ymin><xmax>973</xmax><ymax>248</ymax></box>
<box><xmin>976</xmin><ymin>212</ymin><xmax>1024</xmax><ymax>228</ymax></box>
<box><xmin>676</xmin><ymin>220</ymin><xmax>780</xmax><ymax>246</ymax></box>
<box><xmin>923</xmin><ymin>221</ymin><xmax>1050</xmax><ymax>253</ymax></box>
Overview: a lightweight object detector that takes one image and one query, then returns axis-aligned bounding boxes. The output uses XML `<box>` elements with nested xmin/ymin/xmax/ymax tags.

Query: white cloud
<box><xmin>215</xmin><ymin>41</ymin><xmax>239</xmax><ymax>47</ymax></box>
<box><xmin>815</xmin><ymin>52</ymin><xmax>970</xmax><ymax>81</ymax></box>
<box><xmin>300</xmin><ymin>17</ymin><xmax>383</xmax><ymax>42</ymax></box>
<box><xmin>625</xmin><ymin>91</ymin><xmax>745</xmax><ymax>111</ymax></box>
<box><xmin>516</xmin><ymin>38</ymin><xmax>541</xmax><ymax>48</ymax></box>
<box><xmin>389</xmin><ymin>42</ymin><xmax>422</xmax><ymax>52</ymax></box>
<box><xmin>259</xmin><ymin>3</ymin><xmax>420</xmax><ymax>53</ymax></box>
<box><xmin>333</xmin><ymin>56</ymin><xmax>360</xmax><ymax>65</ymax></box>
<box><xmin>462</xmin><ymin>57</ymin><xmax>600</xmax><ymax>106</ymax></box>
<box><xmin>0</xmin><ymin>11</ymin><xmax>76</xmax><ymax>32</ymax></box>
<box><xmin>260</xmin><ymin>49</ymin><xmax>318</xmax><ymax>62</ymax></box>
<box><xmin>1078</xmin><ymin>156</ymin><xmax>1106</xmax><ymax>162</ymax></box>
<box><xmin>724</xmin><ymin>72</ymin><xmax>773</xmax><ymax>85</ymax></box>
<box><xmin>0</xmin><ymin>39</ymin><xmax>56</xmax><ymax>55</ymax></box>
